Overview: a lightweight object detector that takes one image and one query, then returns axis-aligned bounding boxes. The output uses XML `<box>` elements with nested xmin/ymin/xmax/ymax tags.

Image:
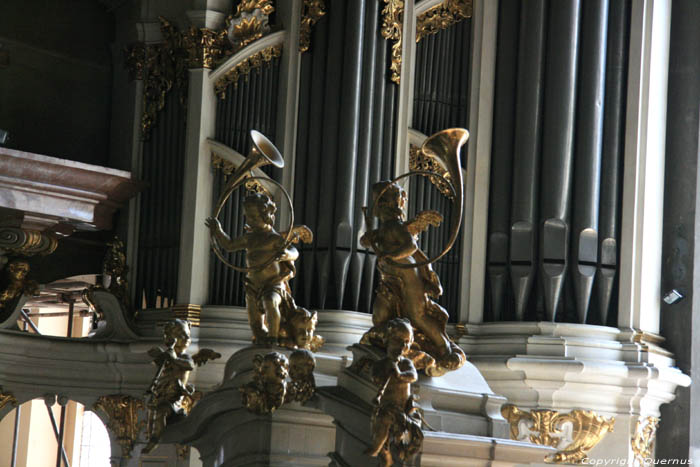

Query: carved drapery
<box><xmin>502</xmin><ymin>405</ymin><xmax>615</xmax><ymax>464</ymax></box>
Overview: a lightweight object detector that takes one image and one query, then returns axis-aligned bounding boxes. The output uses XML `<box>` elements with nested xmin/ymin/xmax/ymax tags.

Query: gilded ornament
<box><xmin>207</xmin><ymin>131</ymin><xmax>323</xmax><ymax>351</ymax></box>
<box><xmin>102</xmin><ymin>237</ymin><xmax>131</xmax><ymax>313</ymax></box>
<box><xmin>0</xmin><ymin>227</ymin><xmax>58</xmax><ymax>257</ymax></box>
<box><xmin>143</xmin><ymin>320</ymin><xmax>221</xmax><ymax>453</ymax></box>
<box><xmin>171</xmin><ymin>303</ymin><xmax>202</xmax><ymax>327</ymax></box>
<box><xmin>381</xmin><ymin>0</ymin><xmax>404</xmax><ymax>84</ymax></box>
<box><xmin>502</xmin><ymin>405</ymin><xmax>615</xmax><ymax>464</ymax></box>
<box><xmin>365</xmin><ymin>318</ymin><xmax>424</xmax><ymax>467</ymax></box>
<box><xmin>409</xmin><ymin>144</ymin><xmax>454</xmax><ymax>199</ymax></box>
<box><xmin>226</xmin><ymin>0</ymin><xmax>275</xmax><ymax>50</ymax></box>
<box><xmin>214</xmin><ymin>45</ymin><xmax>282</xmax><ymax>99</ymax></box>
<box><xmin>299</xmin><ymin>0</ymin><xmax>326</xmax><ymax>53</ymax></box>
<box><xmin>0</xmin><ymin>260</ymin><xmax>38</xmax><ymax>310</ymax></box>
<box><xmin>0</xmin><ymin>391</ymin><xmax>18</xmax><ymax>411</ymax></box>
<box><xmin>631</xmin><ymin>416</ymin><xmax>660</xmax><ymax>466</ymax></box>
<box><xmin>94</xmin><ymin>395</ymin><xmax>145</xmax><ymax>458</ymax></box>
<box><xmin>240</xmin><ymin>349</ymin><xmax>317</xmax><ymax>414</ymax></box>
<box><xmin>416</xmin><ymin>0</ymin><xmax>472</xmax><ymax>43</ymax></box>
<box><xmin>182</xmin><ymin>26</ymin><xmax>230</xmax><ymax>69</ymax></box>
<box><xmin>360</xmin><ymin>129</ymin><xmax>469</xmax><ymax>376</ymax></box>
<box><xmin>124</xmin><ymin>43</ymin><xmax>146</xmax><ymax>80</ymax></box>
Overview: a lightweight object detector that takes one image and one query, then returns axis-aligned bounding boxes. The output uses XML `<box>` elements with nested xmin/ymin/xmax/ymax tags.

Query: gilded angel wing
<box><xmin>406</xmin><ymin>210</ymin><xmax>443</xmax><ymax>236</ymax></box>
<box><xmin>281</xmin><ymin>225</ymin><xmax>314</xmax><ymax>244</ymax></box>
<box><xmin>192</xmin><ymin>349</ymin><xmax>222</xmax><ymax>367</ymax></box>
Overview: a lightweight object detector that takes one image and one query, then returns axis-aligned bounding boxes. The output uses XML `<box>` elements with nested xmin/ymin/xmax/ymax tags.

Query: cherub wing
<box><xmin>192</xmin><ymin>349</ymin><xmax>222</xmax><ymax>367</ymax></box>
<box><xmin>405</xmin><ymin>210</ymin><xmax>443</xmax><ymax>236</ymax></box>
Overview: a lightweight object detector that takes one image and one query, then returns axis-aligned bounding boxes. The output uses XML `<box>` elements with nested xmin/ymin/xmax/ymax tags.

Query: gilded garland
<box><xmin>214</xmin><ymin>45</ymin><xmax>283</xmax><ymax>99</ymax></box>
<box><xmin>381</xmin><ymin>0</ymin><xmax>404</xmax><ymax>84</ymax></box>
<box><xmin>300</xmin><ymin>0</ymin><xmax>326</xmax><ymax>53</ymax></box>
<box><xmin>416</xmin><ymin>0</ymin><xmax>473</xmax><ymax>43</ymax></box>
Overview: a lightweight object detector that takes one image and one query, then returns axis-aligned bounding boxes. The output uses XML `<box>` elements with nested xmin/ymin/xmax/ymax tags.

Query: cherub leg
<box><xmin>245</xmin><ymin>293</ymin><xmax>266</xmax><ymax>341</ymax></box>
<box><xmin>260</xmin><ymin>291</ymin><xmax>282</xmax><ymax>343</ymax></box>
<box><xmin>365</xmin><ymin>417</ymin><xmax>391</xmax><ymax>457</ymax></box>
<box><xmin>372</xmin><ymin>293</ymin><xmax>394</xmax><ymax>328</ymax></box>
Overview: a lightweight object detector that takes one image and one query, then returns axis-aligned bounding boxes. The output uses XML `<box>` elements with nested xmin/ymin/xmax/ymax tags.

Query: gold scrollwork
<box><xmin>416</xmin><ymin>0</ymin><xmax>472</xmax><ymax>43</ymax></box>
<box><xmin>381</xmin><ymin>0</ymin><xmax>404</xmax><ymax>85</ymax></box>
<box><xmin>409</xmin><ymin>144</ymin><xmax>454</xmax><ymax>199</ymax></box>
<box><xmin>227</xmin><ymin>0</ymin><xmax>275</xmax><ymax>50</ymax></box>
<box><xmin>631</xmin><ymin>416</ymin><xmax>660</xmax><ymax>466</ymax></box>
<box><xmin>502</xmin><ymin>405</ymin><xmax>615</xmax><ymax>464</ymax></box>
<box><xmin>94</xmin><ymin>395</ymin><xmax>145</xmax><ymax>458</ymax></box>
<box><xmin>299</xmin><ymin>0</ymin><xmax>326</xmax><ymax>53</ymax></box>
<box><xmin>182</xmin><ymin>26</ymin><xmax>230</xmax><ymax>69</ymax></box>
<box><xmin>0</xmin><ymin>227</ymin><xmax>58</xmax><ymax>257</ymax></box>
<box><xmin>214</xmin><ymin>44</ymin><xmax>283</xmax><ymax>99</ymax></box>
<box><xmin>0</xmin><ymin>392</ymin><xmax>18</xmax><ymax>411</ymax></box>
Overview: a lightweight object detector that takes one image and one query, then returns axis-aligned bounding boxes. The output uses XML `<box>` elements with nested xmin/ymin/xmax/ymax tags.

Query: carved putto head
<box><xmin>289</xmin><ymin>308</ymin><xmax>318</xmax><ymax>350</ymax></box>
<box><xmin>372</xmin><ymin>181</ymin><xmax>407</xmax><ymax>221</ymax></box>
<box><xmin>163</xmin><ymin>319</ymin><xmax>191</xmax><ymax>354</ymax></box>
<box><xmin>7</xmin><ymin>260</ymin><xmax>29</xmax><ymax>280</ymax></box>
<box><xmin>243</xmin><ymin>193</ymin><xmax>276</xmax><ymax>229</ymax></box>
<box><xmin>253</xmin><ymin>351</ymin><xmax>289</xmax><ymax>385</ymax></box>
<box><xmin>386</xmin><ymin>318</ymin><xmax>414</xmax><ymax>360</ymax></box>
<box><xmin>289</xmin><ymin>349</ymin><xmax>315</xmax><ymax>381</ymax></box>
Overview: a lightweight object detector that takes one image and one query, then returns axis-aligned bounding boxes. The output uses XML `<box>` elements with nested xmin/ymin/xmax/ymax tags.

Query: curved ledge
<box><xmin>209</xmin><ymin>30</ymin><xmax>286</xmax><ymax>84</ymax></box>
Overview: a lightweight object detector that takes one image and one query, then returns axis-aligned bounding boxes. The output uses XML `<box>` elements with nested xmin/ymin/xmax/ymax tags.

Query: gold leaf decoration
<box><xmin>381</xmin><ymin>0</ymin><xmax>404</xmax><ymax>84</ymax></box>
<box><xmin>416</xmin><ymin>0</ymin><xmax>472</xmax><ymax>43</ymax></box>
<box><xmin>502</xmin><ymin>405</ymin><xmax>615</xmax><ymax>464</ymax></box>
<box><xmin>631</xmin><ymin>416</ymin><xmax>660</xmax><ymax>466</ymax></box>
<box><xmin>409</xmin><ymin>144</ymin><xmax>454</xmax><ymax>199</ymax></box>
<box><xmin>214</xmin><ymin>44</ymin><xmax>283</xmax><ymax>99</ymax></box>
<box><xmin>299</xmin><ymin>0</ymin><xmax>326</xmax><ymax>53</ymax></box>
<box><xmin>94</xmin><ymin>395</ymin><xmax>145</xmax><ymax>458</ymax></box>
<box><xmin>0</xmin><ymin>392</ymin><xmax>17</xmax><ymax>411</ymax></box>
<box><xmin>226</xmin><ymin>0</ymin><xmax>275</xmax><ymax>50</ymax></box>
<box><xmin>211</xmin><ymin>153</ymin><xmax>273</xmax><ymax>197</ymax></box>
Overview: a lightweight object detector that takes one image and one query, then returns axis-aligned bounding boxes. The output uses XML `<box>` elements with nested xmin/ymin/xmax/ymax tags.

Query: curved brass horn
<box><xmin>213</xmin><ymin>130</ymin><xmax>284</xmax><ymax>218</ymax></box>
<box><xmin>372</xmin><ymin>128</ymin><xmax>469</xmax><ymax>269</ymax></box>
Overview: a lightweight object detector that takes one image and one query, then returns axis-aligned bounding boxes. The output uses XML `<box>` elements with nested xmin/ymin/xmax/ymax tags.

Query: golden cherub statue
<box><xmin>365</xmin><ymin>318</ymin><xmax>423</xmax><ymax>466</ymax></box>
<box><xmin>206</xmin><ymin>193</ymin><xmax>323</xmax><ymax>351</ymax></box>
<box><xmin>143</xmin><ymin>320</ymin><xmax>220</xmax><ymax>453</ymax></box>
<box><xmin>360</xmin><ymin>181</ymin><xmax>466</xmax><ymax>376</ymax></box>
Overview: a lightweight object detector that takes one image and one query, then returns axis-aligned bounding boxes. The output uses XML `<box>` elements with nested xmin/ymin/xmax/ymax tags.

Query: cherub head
<box><xmin>7</xmin><ymin>261</ymin><xmax>30</xmax><ymax>281</ymax></box>
<box><xmin>289</xmin><ymin>349</ymin><xmax>315</xmax><ymax>381</ymax></box>
<box><xmin>254</xmin><ymin>352</ymin><xmax>289</xmax><ymax>385</ymax></box>
<box><xmin>243</xmin><ymin>193</ymin><xmax>276</xmax><ymax>230</ymax></box>
<box><xmin>289</xmin><ymin>308</ymin><xmax>318</xmax><ymax>350</ymax></box>
<box><xmin>164</xmin><ymin>319</ymin><xmax>191</xmax><ymax>355</ymax></box>
<box><xmin>386</xmin><ymin>318</ymin><xmax>414</xmax><ymax>360</ymax></box>
<box><xmin>372</xmin><ymin>181</ymin><xmax>407</xmax><ymax>221</ymax></box>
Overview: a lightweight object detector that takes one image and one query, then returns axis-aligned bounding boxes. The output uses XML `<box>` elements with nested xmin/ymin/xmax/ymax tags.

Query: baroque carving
<box><xmin>365</xmin><ymin>318</ymin><xmax>423</xmax><ymax>467</ymax></box>
<box><xmin>0</xmin><ymin>260</ymin><xmax>38</xmax><ymax>310</ymax></box>
<box><xmin>409</xmin><ymin>144</ymin><xmax>454</xmax><ymax>199</ymax></box>
<box><xmin>299</xmin><ymin>0</ymin><xmax>326</xmax><ymax>53</ymax></box>
<box><xmin>0</xmin><ymin>227</ymin><xmax>58</xmax><ymax>257</ymax></box>
<box><xmin>381</xmin><ymin>0</ymin><xmax>404</xmax><ymax>84</ymax></box>
<box><xmin>211</xmin><ymin>153</ymin><xmax>272</xmax><ymax>197</ymax></box>
<box><xmin>240</xmin><ymin>349</ymin><xmax>316</xmax><ymax>414</ymax></box>
<box><xmin>631</xmin><ymin>416</ymin><xmax>660</xmax><ymax>466</ymax></box>
<box><xmin>94</xmin><ymin>395</ymin><xmax>145</xmax><ymax>458</ymax></box>
<box><xmin>124</xmin><ymin>43</ymin><xmax>146</xmax><ymax>80</ymax></box>
<box><xmin>214</xmin><ymin>44</ymin><xmax>283</xmax><ymax>99</ymax></box>
<box><xmin>182</xmin><ymin>26</ymin><xmax>230</xmax><ymax>69</ymax></box>
<box><xmin>143</xmin><ymin>320</ymin><xmax>221</xmax><ymax>453</ymax></box>
<box><xmin>416</xmin><ymin>0</ymin><xmax>473</xmax><ymax>43</ymax></box>
<box><xmin>0</xmin><ymin>391</ymin><xmax>18</xmax><ymax>411</ymax></box>
<box><xmin>226</xmin><ymin>0</ymin><xmax>275</xmax><ymax>50</ymax></box>
<box><xmin>502</xmin><ymin>405</ymin><xmax>615</xmax><ymax>464</ymax></box>
<box><xmin>102</xmin><ymin>237</ymin><xmax>131</xmax><ymax>313</ymax></box>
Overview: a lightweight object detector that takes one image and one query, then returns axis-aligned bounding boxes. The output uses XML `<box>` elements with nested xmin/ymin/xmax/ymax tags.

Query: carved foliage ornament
<box><xmin>227</xmin><ymin>0</ymin><xmax>275</xmax><ymax>50</ymax></box>
<box><xmin>631</xmin><ymin>416</ymin><xmax>660</xmax><ymax>466</ymax></box>
<box><xmin>416</xmin><ymin>0</ymin><xmax>473</xmax><ymax>43</ymax></box>
<box><xmin>300</xmin><ymin>0</ymin><xmax>326</xmax><ymax>53</ymax></box>
<box><xmin>381</xmin><ymin>0</ymin><xmax>404</xmax><ymax>84</ymax></box>
<box><xmin>502</xmin><ymin>405</ymin><xmax>615</xmax><ymax>464</ymax></box>
<box><xmin>214</xmin><ymin>44</ymin><xmax>282</xmax><ymax>99</ymax></box>
<box><xmin>94</xmin><ymin>395</ymin><xmax>145</xmax><ymax>458</ymax></box>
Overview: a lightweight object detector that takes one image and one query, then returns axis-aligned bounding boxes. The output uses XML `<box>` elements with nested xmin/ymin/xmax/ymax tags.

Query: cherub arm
<box><xmin>205</xmin><ymin>217</ymin><xmax>247</xmax><ymax>252</ymax></box>
<box><xmin>405</xmin><ymin>210</ymin><xmax>443</xmax><ymax>236</ymax></box>
<box><xmin>396</xmin><ymin>358</ymin><xmax>418</xmax><ymax>383</ymax></box>
<box><xmin>192</xmin><ymin>349</ymin><xmax>222</xmax><ymax>367</ymax></box>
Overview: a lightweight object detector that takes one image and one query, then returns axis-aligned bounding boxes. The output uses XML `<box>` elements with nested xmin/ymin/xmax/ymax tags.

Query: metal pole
<box><xmin>55</xmin><ymin>299</ymin><xmax>74</xmax><ymax>467</ymax></box>
<box><xmin>10</xmin><ymin>321</ymin><xmax>27</xmax><ymax>467</ymax></box>
<box><xmin>19</xmin><ymin>309</ymin><xmax>40</xmax><ymax>334</ymax></box>
<box><xmin>45</xmin><ymin>401</ymin><xmax>70</xmax><ymax>467</ymax></box>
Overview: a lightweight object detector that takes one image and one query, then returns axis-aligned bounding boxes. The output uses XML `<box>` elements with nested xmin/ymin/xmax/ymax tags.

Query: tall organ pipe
<box><xmin>597</xmin><ymin>0</ymin><xmax>630</xmax><ymax>324</ymax></box>
<box><xmin>572</xmin><ymin>0</ymin><xmax>608</xmax><ymax>323</ymax></box>
<box><xmin>487</xmin><ymin>0</ymin><xmax>520</xmax><ymax>320</ymax></box>
<box><xmin>509</xmin><ymin>0</ymin><xmax>547</xmax><ymax>320</ymax></box>
<box><xmin>538</xmin><ymin>0</ymin><xmax>581</xmax><ymax>321</ymax></box>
